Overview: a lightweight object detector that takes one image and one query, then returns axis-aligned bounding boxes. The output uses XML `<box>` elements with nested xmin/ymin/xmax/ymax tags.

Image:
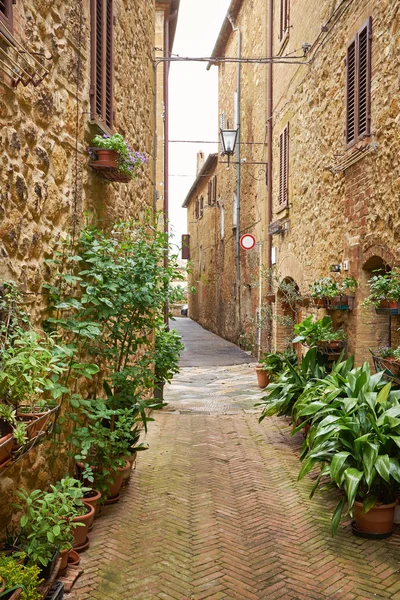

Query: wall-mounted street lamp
<box><xmin>219</xmin><ymin>127</ymin><xmax>268</xmax><ymax>185</ymax></box>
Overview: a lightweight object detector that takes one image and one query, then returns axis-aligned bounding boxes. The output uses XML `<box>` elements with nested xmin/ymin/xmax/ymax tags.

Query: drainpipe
<box><xmin>267</xmin><ymin>0</ymin><xmax>273</xmax><ymax>276</ymax></box>
<box><xmin>228</xmin><ymin>15</ymin><xmax>242</xmax><ymax>334</ymax></box>
<box><xmin>163</xmin><ymin>8</ymin><xmax>178</xmax><ymax>327</ymax></box>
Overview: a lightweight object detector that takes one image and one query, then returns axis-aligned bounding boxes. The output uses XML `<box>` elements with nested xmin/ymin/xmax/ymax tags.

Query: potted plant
<box><xmin>0</xmin><ymin>554</ymin><xmax>42</xmax><ymax>600</ymax></box>
<box><xmin>308</xmin><ymin>278</ymin><xmax>339</xmax><ymax>308</ymax></box>
<box><xmin>298</xmin><ymin>363</ymin><xmax>400</xmax><ymax>536</ymax></box>
<box><xmin>371</xmin><ymin>346</ymin><xmax>400</xmax><ymax>378</ymax></box>
<box><xmin>326</xmin><ymin>277</ymin><xmax>358</xmax><ymax>310</ymax></box>
<box><xmin>51</xmin><ymin>478</ymin><xmax>94</xmax><ymax>552</ymax></box>
<box><xmin>292</xmin><ymin>315</ymin><xmax>345</xmax><ymax>352</ymax></box>
<box><xmin>154</xmin><ymin>323</ymin><xmax>184</xmax><ymax>399</ymax></box>
<box><xmin>89</xmin><ymin>133</ymin><xmax>146</xmax><ymax>182</ymax></box>
<box><xmin>362</xmin><ymin>267</ymin><xmax>400</xmax><ymax>313</ymax></box>
<box><xmin>15</xmin><ymin>481</ymin><xmax>87</xmax><ymax>577</ymax></box>
<box><xmin>256</xmin><ymin>349</ymin><xmax>297</xmax><ymax>389</ymax></box>
<box><xmin>0</xmin><ymin>407</ymin><xmax>25</xmax><ymax>468</ymax></box>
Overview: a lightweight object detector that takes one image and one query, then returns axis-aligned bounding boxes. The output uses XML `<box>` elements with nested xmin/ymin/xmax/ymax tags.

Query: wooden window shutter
<box><xmin>279</xmin><ymin>0</ymin><xmax>289</xmax><ymax>41</ymax></box>
<box><xmin>200</xmin><ymin>195</ymin><xmax>204</xmax><ymax>218</ymax></box>
<box><xmin>207</xmin><ymin>180</ymin><xmax>212</xmax><ymax>205</ymax></box>
<box><xmin>213</xmin><ymin>175</ymin><xmax>217</xmax><ymax>204</ymax></box>
<box><xmin>279</xmin><ymin>124</ymin><xmax>289</xmax><ymax>208</ymax></box>
<box><xmin>181</xmin><ymin>234</ymin><xmax>190</xmax><ymax>260</ymax></box>
<box><xmin>357</xmin><ymin>18</ymin><xmax>372</xmax><ymax>139</ymax></box>
<box><xmin>195</xmin><ymin>198</ymin><xmax>199</xmax><ymax>220</ymax></box>
<box><xmin>91</xmin><ymin>0</ymin><xmax>114</xmax><ymax>130</ymax></box>
<box><xmin>346</xmin><ymin>18</ymin><xmax>372</xmax><ymax>147</ymax></box>
<box><xmin>0</xmin><ymin>0</ymin><xmax>13</xmax><ymax>32</ymax></box>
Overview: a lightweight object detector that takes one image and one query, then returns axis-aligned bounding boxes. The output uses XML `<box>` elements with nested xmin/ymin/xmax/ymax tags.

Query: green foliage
<box><xmin>296</xmin><ymin>362</ymin><xmax>400</xmax><ymax>535</ymax></box>
<box><xmin>362</xmin><ymin>267</ymin><xmax>400</xmax><ymax>307</ymax></box>
<box><xmin>91</xmin><ymin>133</ymin><xmax>146</xmax><ymax>178</ymax></box>
<box><xmin>0</xmin><ymin>554</ymin><xmax>42</xmax><ymax>600</ymax></box>
<box><xmin>258</xmin><ymin>349</ymin><xmax>298</xmax><ymax>381</ymax></box>
<box><xmin>292</xmin><ymin>316</ymin><xmax>345</xmax><ymax>346</ymax></box>
<box><xmin>309</xmin><ymin>277</ymin><xmax>358</xmax><ymax>300</ymax></box>
<box><xmin>154</xmin><ymin>322</ymin><xmax>184</xmax><ymax>385</ymax></box>
<box><xmin>257</xmin><ymin>348</ymin><xmax>327</xmax><ymax>419</ymax></box>
<box><xmin>15</xmin><ymin>480</ymin><xmax>88</xmax><ymax>566</ymax></box>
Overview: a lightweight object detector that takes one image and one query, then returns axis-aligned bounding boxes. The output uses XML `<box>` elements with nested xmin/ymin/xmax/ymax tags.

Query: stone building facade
<box><xmin>0</xmin><ymin>0</ymin><xmax>178</xmax><ymax>528</ymax></box>
<box><xmin>184</xmin><ymin>0</ymin><xmax>400</xmax><ymax>363</ymax></box>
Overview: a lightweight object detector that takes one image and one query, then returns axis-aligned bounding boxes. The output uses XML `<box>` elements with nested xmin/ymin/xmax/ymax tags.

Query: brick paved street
<box><xmin>69</xmin><ymin>320</ymin><xmax>400</xmax><ymax>600</ymax></box>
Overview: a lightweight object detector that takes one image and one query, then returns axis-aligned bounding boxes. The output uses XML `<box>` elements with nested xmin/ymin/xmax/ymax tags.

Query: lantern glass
<box><xmin>220</xmin><ymin>128</ymin><xmax>238</xmax><ymax>155</ymax></box>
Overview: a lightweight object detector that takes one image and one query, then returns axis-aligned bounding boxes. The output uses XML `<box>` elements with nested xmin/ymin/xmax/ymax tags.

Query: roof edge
<box><xmin>207</xmin><ymin>0</ymin><xmax>243</xmax><ymax>70</ymax></box>
<box><xmin>182</xmin><ymin>154</ymin><xmax>218</xmax><ymax>208</ymax></box>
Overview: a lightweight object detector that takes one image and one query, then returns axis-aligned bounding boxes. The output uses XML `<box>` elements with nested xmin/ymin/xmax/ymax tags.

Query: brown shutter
<box><xmin>213</xmin><ymin>175</ymin><xmax>217</xmax><ymax>204</ymax></box>
<box><xmin>346</xmin><ymin>37</ymin><xmax>357</xmax><ymax>147</ymax></box>
<box><xmin>182</xmin><ymin>235</ymin><xmax>190</xmax><ymax>260</ymax></box>
<box><xmin>91</xmin><ymin>0</ymin><xmax>114</xmax><ymax>130</ymax></box>
<box><xmin>0</xmin><ymin>0</ymin><xmax>13</xmax><ymax>31</ymax></box>
<box><xmin>279</xmin><ymin>124</ymin><xmax>289</xmax><ymax>208</ymax></box>
<box><xmin>195</xmin><ymin>198</ymin><xmax>199</xmax><ymax>219</ymax></box>
<box><xmin>207</xmin><ymin>181</ymin><xmax>212</xmax><ymax>205</ymax></box>
<box><xmin>346</xmin><ymin>18</ymin><xmax>372</xmax><ymax>147</ymax></box>
<box><xmin>279</xmin><ymin>0</ymin><xmax>289</xmax><ymax>41</ymax></box>
<box><xmin>357</xmin><ymin>18</ymin><xmax>372</xmax><ymax>139</ymax></box>
<box><xmin>200</xmin><ymin>195</ymin><xmax>204</xmax><ymax>218</ymax></box>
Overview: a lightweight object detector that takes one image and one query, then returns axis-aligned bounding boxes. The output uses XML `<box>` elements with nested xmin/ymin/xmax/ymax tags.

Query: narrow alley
<box><xmin>69</xmin><ymin>319</ymin><xmax>400</xmax><ymax>600</ymax></box>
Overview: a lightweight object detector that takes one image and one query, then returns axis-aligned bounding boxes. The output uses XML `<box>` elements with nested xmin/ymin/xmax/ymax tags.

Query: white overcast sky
<box><xmin>168</xmin><ymin>0</ymin><xmax>231</xmax><ymax>248</ymax></box>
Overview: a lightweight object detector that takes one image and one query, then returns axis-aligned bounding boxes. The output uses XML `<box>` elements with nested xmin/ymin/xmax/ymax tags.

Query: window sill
<box><xmin>89</xmin><ymin>118</ymin><xmax>113</xmax><ymax>138</ymax></box>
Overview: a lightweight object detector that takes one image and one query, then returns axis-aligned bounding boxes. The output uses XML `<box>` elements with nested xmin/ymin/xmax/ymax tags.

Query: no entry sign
<box><xmin>240</xmin><ymin>234</ymin><xmax>256</xmax><ymax>250</ymax></box>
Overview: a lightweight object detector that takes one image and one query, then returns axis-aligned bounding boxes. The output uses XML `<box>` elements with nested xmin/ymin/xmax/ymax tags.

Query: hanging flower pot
<box><xmin>326</xmin><ymin>294</ymin><xmax>355</xmax><ymax>311</ymax></box>
<box><xmin>0</xmin><ymin>433</ymin><xmax>13</xmax><ymax>468</ymax></box>
<box><xmin>91</xmin><ymin>148</ymin><xmax>119</xmax><ymax>168</ymax></box>
<box><xmin>312</xmin><ymin>297</ymin><xmax>326</xmax><ymax>308</ymax></box>
<box><xmin>353</xmin><ymin>500</ymin><xmax>397</xmax><ymax>536</ymax></box>
<box><xmin>375</xmin><ymin>299</ymin><xmax>400</xmax><ymax>315</ymax></box>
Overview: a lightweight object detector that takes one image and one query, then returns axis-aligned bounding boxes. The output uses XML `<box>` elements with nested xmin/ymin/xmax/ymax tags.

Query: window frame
<box><xmin>0</xmin><ymin>0</ymin><xmax>14</xmax><ymax>33</ymax></box>
<box><xmin>278</xmin><ymin>0</ymin><xmax>289</xmax><ymax>48</ymax></box>
<box><xmin>278</xmin><ymin>123</ymin><xmax>289</xmax><ymax>210</ymax></box>
<box><xmin>90</xmin><ymin>0</ymin><xmax>114</xmax><ymax>132</ymax></box>
<box><xmin>345</xmin><ymin>17</ymin><xmax>372</xmax><ymax>149</ymax></box>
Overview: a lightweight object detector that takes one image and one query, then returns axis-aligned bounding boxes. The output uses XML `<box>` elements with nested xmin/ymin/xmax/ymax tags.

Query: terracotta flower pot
<box><xmin>92</xmin><ymin>149</ymin><xmax>119</xmax><ymax>169</ymax></box>
<box><xmin>0</xmin><ymin>433</ymin><xmax>13</xmax><ymax>468</ymax></box>
<box><xmin>72</xmin><ymin>503</ymin><xmax>95</xmax><ymax>549</ymax></box>
<box><xmin>313</xmin><ymin>297</ymin><xmax>326</xmax><ymax>308</ymax></box>
<box><xmin>58</xmin><ymin>548</ymin><xmax>69</xmax><ymax>573</ymax></box>
<box><xmin>0</xmin><ymin>577</ymin><xmax>5</xmax><ymax>594</ymax></box>
<box><xmin>122</xmin><ymin>453</ymin><xmax>136</xmax><ymax>481</ymax></box>
<box><xmin>354</xmin><ymin>500</ymin><xmax>397</xmax><ymax>535</ymax></box>
<box><xmin>17</xmin><ymin>409</ymin><xmax>53</xmax><ymax>440</ymax></box>
<box><xmin>255</xmin><ymin>366</ymin><xmax>270</xmax><ymax>389</ymax></box>
<box><xmin>379</xmin><ymin>300</ymin><xmax>399</xmax><ymax>310</ymax></box>
<box><xmin>67</xmin><ymin>549</ymin><xmax>80</xmax><ymax>567</ymax></box>
<box><xmin>107</xmin><ymin>460</ymin><xmax>131</xmax><ymax>499</ymax></box>
<box><xmin>83</xmin><ymin>489</ymin><xmax>102</xmax><ymax>514</ymax></box>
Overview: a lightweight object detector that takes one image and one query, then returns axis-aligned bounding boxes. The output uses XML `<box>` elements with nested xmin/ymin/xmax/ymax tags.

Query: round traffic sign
<box><xmin>240</xmin><ymin>234</ymin><xmax>256</xmax><ymax>250</ymax></box>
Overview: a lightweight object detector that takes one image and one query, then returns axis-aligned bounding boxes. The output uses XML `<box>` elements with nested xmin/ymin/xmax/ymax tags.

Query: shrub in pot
<box><xmin>89</xmin><ymin>133</ymin><xmax>146</xmax><ymax>180</ymax></box>
<box><xmin>292</xmin><ymin>315</ymin><xmax>345</xmax><ymax>352</ymax></box>
<box><xmin>256</xmin><ymin>349</ymin><xmax>298</xmax><ymax>389</ymax></box>
<box><xmin>362</xmin><ymin>267</ymin><xmax>400</xmax><ymax>312</ymax></box>
<box><xmin>0</xmin><ymin>554</ymin><xmax>42</xmax><ymax>600</ymax></box>
<box><xmin>297</xmin><ymin>364</ymin><xmax>400</xmax><ymax>536</ymax></box>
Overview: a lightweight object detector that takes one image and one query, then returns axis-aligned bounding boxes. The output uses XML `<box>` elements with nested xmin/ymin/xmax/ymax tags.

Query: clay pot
<box><xmin>72</xmin><ymin>503</ymin><xmax>95</xmax><ymax>549</ymax></box>
<box><xmin>107</xmin><ymin>460</ymin><xmax>131</xmax><ymax>499</ymax></box>
<box><xmin>122</xmin><ymin>453</ymin><xmax>136</xmax><ymax>481</ymax></box>
<box><xmin>313</xmin><ymin>297</ymin><xmax>326</xmax><ymax>308</ymax></box>
<box><xmin>0</xmin><ymin>433</ymin><xmax>13</xmax><ymax>468</ymax></box>
<box><xmin>67</xmin><ymin>549</ymin><xmax>80</xmax><ymax>567</ymax></box>
<box><xmin>255</xmin><ymin>366</ymin><xmax>270</xmax><ymax>389</ymax></box>
<box><xmin>354</xmin><ymin>500</ymin><xmax>397</xmax><ymax>535</ymax></box>
<box><xmin>91</xmin><ymin>149</ymin><xmax>119</xmax><ymax>168</ymax></box>
<box><xmin>379</xmin><ymin>300</ymin><xmax>399</xmax><ymax>310</ymax></box>
<box><xmin>0</xmin><ymin>577</ymin><xmax>5</xmax><ymax>594</ymax></box>
<box><xmin>83</xmin><ymin>489</ymin><xmax>101</xmax><ymax>514</ymax></box>
<box><xmin>58</xmin><ymin>548</ymin><xmax>69</xmax><ymax>573</ymax></box>
<box><xmin>17</xmin><ymin>409</ymin><xmax>52</xmax><ymax>440</ymax></box>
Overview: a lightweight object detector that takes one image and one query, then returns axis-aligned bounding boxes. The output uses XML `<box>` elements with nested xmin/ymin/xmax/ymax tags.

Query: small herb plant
<box><xmin>91</xmin><ymin>133</ymin><xmax>147</xmax><ymax>179</ymax></box>
<box><xmin>309</xmin><ymin>277</ymin><xmax>358</xmax><ymax>300</ymax></box>
<box><xmin>154</xmin><ymin>322</ymin><xmax>184</xmax><ymax>385</ymax></box>
<box><xmin>0</xmin><ymin>554</ymin><xmax>42</xmax><ymax>600</ymax></box>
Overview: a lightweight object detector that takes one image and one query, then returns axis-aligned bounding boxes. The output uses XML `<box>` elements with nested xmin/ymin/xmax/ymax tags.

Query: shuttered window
<box><xmin>207</xmin><ymin>180</ymin><xmax>212</xmax><ymax>205</ymax></box>
<box><xmin>279</xmin><ymin>0</ymin><xmax>289</xmax><ymax>42</ymax></box>
<box><xmin>0</xmin><ymin>0</ymin><xmax>13</xmax><ymax>32</ymax></box>
<box><xmin>278</xmin><ymin>124</ymin><xmax>289</xmax><ymax>209</ymax></box>
<box><xmin>195</xmin><ymin>198</ymin><xmax>199</xmax><ymax>220</ymax></box>
<box><xmin>213</xmin><ymin>175</ymin><xmax>217</xmax><ymax>204</ymax></box>
<box><xmin>181</xmin><ymin>235</ymin><xmax>190</xmax><ymax>260</ymax></box>
<box><xmin>90</xmin><ymin>0</ymin><xmax>114</xmax><ymax>131</ymax></box>
<box><xmin>346</xmin><ymin>18</ymin><xmax>372</xmax><ymax>147</ymax></box>
<box><xmin>199</xmin><ymin>195</ymin><xmax>204</xmax><ymax>218</ymax></box>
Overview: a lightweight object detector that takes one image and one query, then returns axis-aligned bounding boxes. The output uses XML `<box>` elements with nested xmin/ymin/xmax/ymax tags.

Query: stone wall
<box><xmin>0</xmin><ymin>0</ymin><xmax>156</xmax><ymax>530</ymax></box>
<box><xmin>272</xmin><ymin>0</ymin><xmax>400</xmax><ymax>363</ymax></box>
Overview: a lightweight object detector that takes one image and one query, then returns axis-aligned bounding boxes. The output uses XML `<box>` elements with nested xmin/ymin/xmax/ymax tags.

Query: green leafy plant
<box><xmin>292</xmin><ymin>316</ymin><xmax>345</xmax><ymax>347</ymax></box>
<box><xmin>362</xmin><ymin>267</ymin><xmax>400</xmax><ymax>307</ymax></box>
<box><xmin>0</xmin><ymin>554</ymin><xmax>42</xmax><ymax>600</ymax></box>
<box><xmin>90</xmin><ymin>133</ymin><xmax>147</xmax><ymax>179</ymax></box>
<box><xmin>309</xmin><ymin>278</ymin><xmax>339</xmax><ymax>300</ymax></box>
<box><xmin>258</xmin><ymin>349</ymin><xmax>298</xmax><ymax>381</ymax></box>
<box><xmin>257</xmin><ymin>348</ymin><xmax>326</xmax><ymax>419</ymax></box>
<box><xmin>297</xmin><ymin>362</ymin><xmax>400</xmax><ymax>535</ymax></box>
<box><xmin>154</xmin><ymin>322</ymin><xmax>184</xmax><ymax>385</ymax></box>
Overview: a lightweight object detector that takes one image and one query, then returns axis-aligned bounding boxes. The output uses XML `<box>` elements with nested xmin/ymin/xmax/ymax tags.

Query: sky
<box><xmin>168</xmin><ymin>0</ymin><xmax>231</xmax><ymax>249</ymax></box>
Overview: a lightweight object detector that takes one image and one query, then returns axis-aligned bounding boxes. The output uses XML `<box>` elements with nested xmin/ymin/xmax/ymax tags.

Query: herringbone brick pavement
<box><xmin>68</xmin><ymin>365</ymin><xmax>400</xmax><ymax>599</ymax></box>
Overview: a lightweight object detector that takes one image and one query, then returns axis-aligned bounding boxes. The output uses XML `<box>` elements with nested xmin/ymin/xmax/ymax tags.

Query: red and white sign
<box><xmin>240</xmin><ymin>234</ymin><xmax>256</xmax><ymax>250</ymax></box>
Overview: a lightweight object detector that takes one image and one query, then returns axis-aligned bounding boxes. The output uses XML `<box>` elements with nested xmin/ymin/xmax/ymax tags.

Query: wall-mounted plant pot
<box><xmin>17</xmin><ymin>406</ymin><xmax>59</xmax><ymax>442</ymax></box>
<box><xmin>255</xmin><ymin>365</ymin><xmax>270</xmax><ymax>389</ymax></box>
<box><xmin>89</xmin><ymin>149</ymin><xmax>131</xmax><ymax>183</ymax></box>
<box><xmin>326</xmin><ymin>294</ymin><xmax>355</xmax><ymax>311</ymax></box>
<box><xmin>265</xmin><ymin>293</ymin><xmax>276</xmax><ymax>303</ymax></box>
<box><xmin>300</xmin><ymin>296</ymin><xmax>312</xmax><ymax>308</ymax></box>
<box><xmin>0</xmin><ymin>433</ymin><xmax>13</xmax><ymax>468</ymax></box>
<box><xmin>316</xmin><ymin>340</ymin><xmax>345</xmax><ymax>359</ymax></box>
<box><xmin>312</xmin><ymin>297</ymin><xmax>326</xmax><ymax>309</ymax></box>
<box><xmin>375</xmin><ymin>300</ymin><xmax>400</xmax><ymax>315</ymax></box>
<box><xmin>353</xmin><ymin>500</ymin><xmax>397</xmax><ymax>536</ymax></box>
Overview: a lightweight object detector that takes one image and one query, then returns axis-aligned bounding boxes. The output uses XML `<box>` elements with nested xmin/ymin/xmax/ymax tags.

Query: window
<box><xmin>208</xmin><ymin>176</ymin><xmax>217</xmax><ymax>205</ymax></box>
<box><xmin>207</xmin><ymin>180</ymin><xmax>212</xmax><ymax>205</ymax></box>
<box><xmin>195</xmin><ymin>198</ymin><xmax>199</xmax><ymax>220</ymax></box>
<box><xmin>278</xmin><ymin>123</ymin><xmax>289</xmax><ymax>209</ymax></box>
<box><xmin>199</xmin><ymin>195</ymin><xmax>204</xmax><ymax>219</ymax></box>
<box><xmin>0</xmin><ymin>0</ymin><xmax>13</xmax><ymax>32</ymax></box>
<box><xmin>181</xmin><ymin>234</ymin><xmax>190</xmax><ymax>260</ymax></box>
<box><xmin>346</xmin><ymin>18</ymin><xmax>372</xmax><ymax>147</ymax></box>
<box><xmin>279</xmin><ymin>0</ymin><xmax>289</xmax><ymax>42</ymax></box>
<box><xmin>90</xmin><ymin>0</ymin><xmax>114</xmax><ymax>130</ymax></box>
